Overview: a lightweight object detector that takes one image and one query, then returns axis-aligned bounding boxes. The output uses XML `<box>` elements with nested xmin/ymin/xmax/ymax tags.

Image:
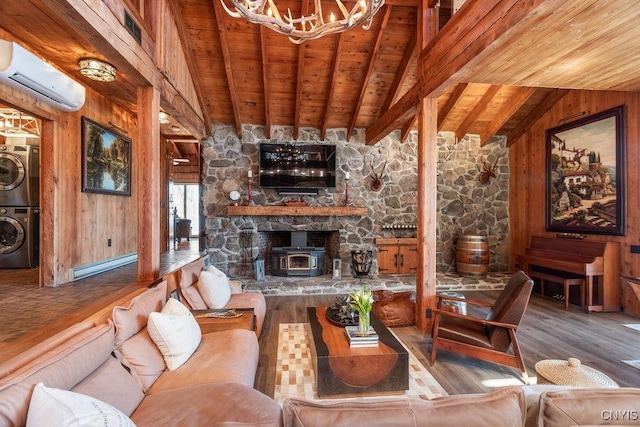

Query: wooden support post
<box><xmin>137</xmin><ymin>86</ymin><xmax>161</xmax><ymax>281</ymax></box>
<box><xmin>415</xmin><ymin>0</ymin><xmax>438</xmax><ymax>332</ymax></box>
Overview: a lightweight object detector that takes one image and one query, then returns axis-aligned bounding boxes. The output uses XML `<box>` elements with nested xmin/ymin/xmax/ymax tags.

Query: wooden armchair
<box><xmin>430</xmin><ymin>270</ymin><xmax>534</xmax><ymax>382</ymax></box>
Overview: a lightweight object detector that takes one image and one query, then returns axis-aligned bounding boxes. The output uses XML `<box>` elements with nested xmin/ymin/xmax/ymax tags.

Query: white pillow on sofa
<box><xmin>26</xmin><ymin>383</ymin><xmax>135</xmax><ymax>427</ymax></box>
<box><xmin>147</xmin><ymin>298</ymin><xmax>201</xmax><ymax>371</ymax></box>
<box><xmin>197</xmin><ymin>269</ymin><xmax>231</xmax><ymax>309</ymax></box>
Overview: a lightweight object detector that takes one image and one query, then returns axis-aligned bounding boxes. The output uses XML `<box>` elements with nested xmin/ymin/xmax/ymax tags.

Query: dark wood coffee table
<box><xmin>306</xmin><ymin>306</ymin><xmax>409</xmax><ymax>398</ymax></box>
<box><xmin>192</xmin><ymin>308</ymin><xmax>255</xmax><ymax>335</ymax></box>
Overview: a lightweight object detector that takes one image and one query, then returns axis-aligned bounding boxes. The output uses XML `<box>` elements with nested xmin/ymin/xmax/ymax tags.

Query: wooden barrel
<box><xmin>455</xmin><ymin>234</ymin><xmax>490</xmax><ymax>278</ymax></box>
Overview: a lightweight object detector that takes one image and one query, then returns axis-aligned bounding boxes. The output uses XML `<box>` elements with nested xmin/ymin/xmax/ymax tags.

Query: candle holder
<box><xmin>344</xmin><ymin>176</ymin><xmax>349</xmax><ymax>206</ymax></box>
<box><xmin>247</xmin><ymin>171</ymin><xmax>253</xmax><ymax>204</ymax></box>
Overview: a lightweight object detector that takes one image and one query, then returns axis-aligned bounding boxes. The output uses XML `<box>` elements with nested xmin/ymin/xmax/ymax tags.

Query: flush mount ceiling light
<box><xmin>78</xmin><ymin>58</ymin><xmax>117</xmax><ymax>82</ymax></box>
<box><xmin>159</xmin><ymin>111</ymin><xmax>170</xmax><ymax>124</ymax></box>
<box><xmin>219</xmin><ymin>0</ymin><xmax>385</xmax><ymax>44</ymax></box>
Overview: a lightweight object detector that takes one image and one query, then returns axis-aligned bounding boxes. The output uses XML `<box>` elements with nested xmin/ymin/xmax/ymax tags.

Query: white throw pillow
<box><xmin>147</xmin><ymin>298</ymin><xmax>201</xmax><ymax>371</ymax></box>
<box><xmin>197</xmin><ymin>269</ymin><xmax>231</xmax><ymax>309</ymax></box>
<box><xmin>26</xmin><ymin>383</ymin><xmax>136</xmax><ymax>427</ymax></box>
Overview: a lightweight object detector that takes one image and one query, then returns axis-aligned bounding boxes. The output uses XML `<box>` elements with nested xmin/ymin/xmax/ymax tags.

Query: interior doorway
<box><xmin>171</xmin><ymin>183</ymin><xmax>199</xmax><ymax>242</ymax></box>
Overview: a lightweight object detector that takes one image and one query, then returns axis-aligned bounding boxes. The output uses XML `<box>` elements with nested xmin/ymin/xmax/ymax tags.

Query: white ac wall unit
<box><xmin>0</xmin><ymin>39</ymin><xmax>85</xmax><ymax>112</ymax></box>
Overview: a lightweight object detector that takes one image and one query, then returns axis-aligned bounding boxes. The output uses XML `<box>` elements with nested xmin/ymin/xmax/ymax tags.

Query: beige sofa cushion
<box><xmin>71</xmin><ymin>355</ymin><xmax>144</xmax><ymax>417</ymax></box>
<box><xmin>0</xmin><ymin>321</ymin><xmax>121</xmax><ymax>427</ymax></box>
<box><xmin>225</xmin><ymin>292</ymin><xmax>267</xmax><ymax>337</ymax></box>
<box><xmin>131</xmin><ymin>382</ymin><xmax>282</xmax><ymax>426</ymax></box>
<box><xmin>26</xmin><ymin>383</ymin><xmax>135</xmax><ymax>427</ymax></box>
<box><xmin>283</xmin><ymin>386</ymin><xmax>525</xmax><ymax>427</ymax></box>
<box><xmin>178</xmin><ymin>258</ymin><xmax>208</xmax><ymax>310</ymax></box>
<box><xmin>537</xmin><ymin>388</ymin><xmax>640</xmax><ymax>426</ymax></box>
<box><xmin>148</xmin><ymin>329</ymin><xmax>259</xmax><ymax>393</ymax></box>
<box><xmin>112</xmin><ymin>281</ymin><xmax>167</xmax><ymax>391</ymax></box>
<box><xmin>112</xmin><ymin>281</ymin><xmax>167</xmax><ymax>346</ymax></box>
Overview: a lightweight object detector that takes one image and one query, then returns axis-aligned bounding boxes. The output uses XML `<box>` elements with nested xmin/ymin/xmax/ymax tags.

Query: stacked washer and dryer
<box><xmin>0</xmin><ymin>143</ymin><xmax>39</xmax><ymax>268</ymax></box>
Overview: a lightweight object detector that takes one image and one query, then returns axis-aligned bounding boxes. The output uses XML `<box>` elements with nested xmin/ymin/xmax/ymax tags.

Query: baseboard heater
<box><xmin>69</xmin><ymin>252</ymin><xmax>138</xmax><ymax>281</ymax></box>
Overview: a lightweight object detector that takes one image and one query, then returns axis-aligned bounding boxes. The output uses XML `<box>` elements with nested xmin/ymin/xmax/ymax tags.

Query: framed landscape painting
<box><xmin>545</xmin><ymin>105</ymin><xmax>625</xmax><ymax>236</ymax></box>
<box><xmin>81</xmin><ymin>117</ymin><xmax>132</xmax><ymax>196</ymax></box>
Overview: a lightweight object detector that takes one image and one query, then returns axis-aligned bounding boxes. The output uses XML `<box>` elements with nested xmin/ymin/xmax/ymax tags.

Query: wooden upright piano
<box><xmin>516</xmin><ymin>236</ymin><xmax>620</xmax><ymax>312</ymax></box>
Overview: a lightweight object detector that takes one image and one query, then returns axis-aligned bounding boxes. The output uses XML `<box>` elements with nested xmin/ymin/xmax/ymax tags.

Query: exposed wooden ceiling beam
<box><xmin>479</xmin><ymin>86</ymin><xmax>536</xmax><ymax>146</ymax></box>
<box><xmin>260</xmin><ymin>27</ymin><xmax>271</xmax><ymax>139</ymax></box>
<box><xmin>400</xmin><ymin>116</ymin><xmax>417</xmax><ymax>143</ymax></box>
<box><xmin>455</xmin><ymin>85</ymin><xmax>500</xmax><ymax>141</ymax></box>
<box><xmin>507</xmin><ymin>89</ymin><xmax>569</xmax><ymax>147</ymax></box>
<box><xmin>382</xmin><ymin>34</ymin><xmax>416</xmax><ymax>113</ymax></box>
<box><xmin>437</xmin><ymin>83</ymin><xmax>467</xmax><ymax>130</ymax></box>
<box><xmin>366</xmin><ymin>83</ymin><xmax>421</xmax><ymax>145</ymax></box>
<box><xmin>213</xmin><ymin>0</ymin><xmax>243</xmax><ymax>136</ymax></box>
<box><xmin>347</xmin><ymin>6</ymin><xmax>392</xmax><ymax>141</ymax></box>
<box><xmin>165</xmin><ymin>0</ymin><xmax>212</xmax><ymax>137</ymax></box>
<box><xmin>367</xmin><ymin>0</ymin><xmax>550</xmax><ymax>144</ymax></box>
<box><xmin>320</xmin><ymin>33</ymin><xmax>345</xmax><ymax>141</ymax></box>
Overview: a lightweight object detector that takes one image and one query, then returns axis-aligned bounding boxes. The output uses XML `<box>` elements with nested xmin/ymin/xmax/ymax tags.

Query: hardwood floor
<box><xmin>255</xmin><ymin>292</ymin><xmax>640</xmax><ymax>397</ymax></box>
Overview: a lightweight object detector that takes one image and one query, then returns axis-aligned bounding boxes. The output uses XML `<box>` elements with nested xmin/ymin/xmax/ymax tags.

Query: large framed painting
<box><xmin>546</xmin><ymin>105</ymin><xmax>625</xmax><ymax>236</ymax></box>
<box><xmin>81</xmin><ymin>117</ymin><xmax>132</xmax><ymax>196</ymax></box>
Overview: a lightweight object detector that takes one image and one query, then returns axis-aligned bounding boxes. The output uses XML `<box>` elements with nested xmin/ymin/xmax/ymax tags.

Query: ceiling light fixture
<box><xmin>0</xmin><ymin>109</ymin><xmax>40</xmax><ymax>138</ymax></box>
<box><xmin>78</xmin><ymin>58</ymin><xmax>117</xmax><ymax>82</ymax></box>
<box><xmin>159</xmin><ymin>111</ymin><xmax>170</xmax><ymax>124</ymax></box>
<box><xmin>219</xmin><ymin>0</ymin><xmax>385</xmax><ymax>44</ymax></box>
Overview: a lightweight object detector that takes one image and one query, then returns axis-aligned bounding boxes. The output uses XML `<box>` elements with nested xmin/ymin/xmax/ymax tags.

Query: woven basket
<box><xmin>535</xmin><ymin>358</ymin><xmax>618</xmax><ymax>387</ymax></box>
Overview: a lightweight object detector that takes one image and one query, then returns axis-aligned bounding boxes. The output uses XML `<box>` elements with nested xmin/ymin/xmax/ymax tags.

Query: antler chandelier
<box><xmin>220</xmin><ymin>0</ymin><xmax>385</xmax><ymax>44</ymax></box>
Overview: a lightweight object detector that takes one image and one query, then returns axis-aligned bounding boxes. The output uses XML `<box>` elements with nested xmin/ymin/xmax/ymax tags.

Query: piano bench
<box><xmin>527</xmin><ymin>270</ymin><xmax>585</xmax><ymax>310</ymax></box>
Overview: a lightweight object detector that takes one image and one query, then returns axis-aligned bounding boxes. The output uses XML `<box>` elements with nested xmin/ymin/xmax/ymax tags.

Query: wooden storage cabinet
<box><xmin>375</xmin><ymin>238</ymin><xmax>418</xmax><ymax>274</ymax></box>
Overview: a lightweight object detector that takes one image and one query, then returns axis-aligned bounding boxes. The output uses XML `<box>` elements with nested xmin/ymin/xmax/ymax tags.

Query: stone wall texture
<box><xmin>201</xmin><ymin>124</ymin><xmax>509</xmax><ymax>278</ymax></box>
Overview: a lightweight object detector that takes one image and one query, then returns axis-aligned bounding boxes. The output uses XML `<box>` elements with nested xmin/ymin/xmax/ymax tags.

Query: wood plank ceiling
<box><xmin>3</xmin><ymin>0</ymin><xmax>640</xmax><ymax>149</ymax></box>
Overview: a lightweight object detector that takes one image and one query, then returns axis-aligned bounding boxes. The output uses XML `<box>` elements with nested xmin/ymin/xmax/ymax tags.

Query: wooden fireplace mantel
<box><xmin>226</xmin><ymin>205</ymin><xmax>367</xmax><ymax>217</ymax></box>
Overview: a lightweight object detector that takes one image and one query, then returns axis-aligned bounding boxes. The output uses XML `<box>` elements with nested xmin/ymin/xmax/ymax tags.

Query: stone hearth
<box><xmin>242</xmin><ymin>271</ymin><xmax>512</xmax><ymax>296</ymax></box>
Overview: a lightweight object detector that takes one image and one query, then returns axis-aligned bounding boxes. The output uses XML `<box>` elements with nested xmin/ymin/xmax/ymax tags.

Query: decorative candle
<box><xmin>248</xmin><ymin>170</ymin><xmax>253</xmax><ymax>178</ymax></box>
<box><xmin>345</xmin><ymin>172</ymin><xmax>350</xmax><ymax>180</ymax></box>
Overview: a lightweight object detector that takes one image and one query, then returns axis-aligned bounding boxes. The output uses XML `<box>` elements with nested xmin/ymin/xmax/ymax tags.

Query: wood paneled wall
<box><xmin>52</xmin><ymin>88</ymin><xmax>139</xmax><ymax>285</ymax></box>
<box><xmin>509</xmin><ymin>90</ymin><xmax>640</xmax><ymax>312</ymax></box>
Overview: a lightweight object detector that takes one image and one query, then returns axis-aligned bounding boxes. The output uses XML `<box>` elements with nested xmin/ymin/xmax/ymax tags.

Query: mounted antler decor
<box><xmin>369</xmin><ymin>160</ymin><xmax>386</xmax><ymax>191</ymax></box>
<box><xmin>478</xmin><ymin>156</ymin><xmax>499</xmax><ymax>184</ymax></box>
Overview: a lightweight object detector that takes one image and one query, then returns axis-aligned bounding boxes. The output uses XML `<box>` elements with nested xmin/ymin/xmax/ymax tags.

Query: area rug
<box><xmin>621</xmin><ymin>323</ymin><xmax>640</xmax><ymax>333</ymax></box>
<box><xmin>273</xmin><ymin>323</ymin><xmax>448</xmax><ymax>404</ymax></box>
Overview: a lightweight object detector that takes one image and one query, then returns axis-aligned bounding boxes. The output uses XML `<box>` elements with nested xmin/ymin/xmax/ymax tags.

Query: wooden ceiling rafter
<box><xmin>506</xmin><ymin>88</ymin><xmax>569</xmax><ymax>147</ymax></box>
<box><xmin>213</xmin><ymin>0</ymin><xmax>243</xmax><ymax>136</ymax></box>
<box><xmin>347</xmin><ymin>6</ymin><xmax>392</xmax><ymax>141</ymax></box>
<box><xmin>381</xmin><ymin>33</ymin><xmax>417</xmax><ymax>113</ymax></box>
<box><xmin>260</xmin><ymin>27</ymin><xmax>271</xmax><ymax>139</ymax></box>
<box><xmin>165</xmin><ymin>0</ymin><xmax>213</xmax><ymax>137</ymax></box>
<box><xmin>320</xmin><ymin>33</ymin><xmax>345</xmax><ymax>141</ymax></box>
<box><xmin>437</xmin><ymin>82</ymin><xmax>467</xmax><ymax>130</ymax></box>
<box><xmin>479</xmin><ymin>86</ymin><xmax>535</xmax><ymax>146</ymax></box>
<box><xmin>400</xmin><ymin>115</ymin><xmax>417</xmax><ymax>143</ymax></box>
<box><xmin>454</xmin><ymin>85</ymin><xmax>500</xmax><ymax>141</ymax></box>
<box><xmin>367</xmin><ymin>0</ymin><xmax>548</xmax><ymax>144</ymax></box>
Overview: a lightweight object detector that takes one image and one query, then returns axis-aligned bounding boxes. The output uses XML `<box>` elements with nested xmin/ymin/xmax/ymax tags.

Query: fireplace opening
<box><xmin>261</xmin><ymin>230</ymin><xmax>338</xmax><ymax>277</ymax></box>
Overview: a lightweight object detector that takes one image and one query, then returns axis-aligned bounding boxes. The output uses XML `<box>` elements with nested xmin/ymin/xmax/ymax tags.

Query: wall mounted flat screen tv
<box><xmin>259</xmin><ymin>143</ymin><xmax>336</xmax><ymax>190</ymax></box>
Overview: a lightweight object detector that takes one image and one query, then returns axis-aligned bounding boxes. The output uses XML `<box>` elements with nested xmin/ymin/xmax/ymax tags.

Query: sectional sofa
<box><xmin>0</xmin><ymin>256</ymin><xmax>638</xmax><ymax>426</ymax></box>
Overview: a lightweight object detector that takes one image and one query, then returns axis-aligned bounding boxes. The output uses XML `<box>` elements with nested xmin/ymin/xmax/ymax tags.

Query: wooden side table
<box><xmin>191</xmin><ymin>308</ymin><xmax>256</xmax><ymax>335</ymax></box>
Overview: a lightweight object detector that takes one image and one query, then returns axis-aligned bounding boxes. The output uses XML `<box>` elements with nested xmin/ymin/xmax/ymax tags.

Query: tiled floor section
<box><xmin>273</xmin><ymin>323</ymin><xmax>448</xmax><ymax>404</ymax></box>
<box><xmin>0</xmin><ymin>242</ymin><xmax>202</xmax><ymax>344</ymax></box>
